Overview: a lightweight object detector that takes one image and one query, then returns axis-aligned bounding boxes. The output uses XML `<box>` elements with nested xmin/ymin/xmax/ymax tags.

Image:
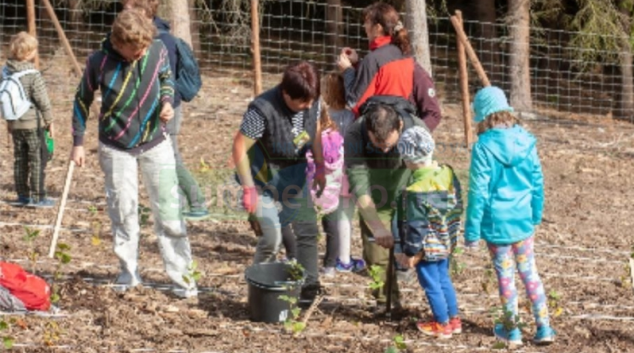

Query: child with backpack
<box><xmin>70</xmin><ymin>10</ymin><xmax>196</xmax><ymax>298</ymax></box>
<box><xmin>308</xmin><ymin>73</ymin><xmax>364</xmax><ymax>277</ymax></box>
<box><xmin>1</xmin><ymin>32</ymin><xmax>55</xmax><ymax>208</ymax></box>
<box><xmin>465</xmin><ymin>86</ymin><xmax>556</xmax><ymax>345</ymax></box>
<box><xmin>393</xmin><ymin>126</ymin><xmax>464</xmax><ymax>339</ymax></box>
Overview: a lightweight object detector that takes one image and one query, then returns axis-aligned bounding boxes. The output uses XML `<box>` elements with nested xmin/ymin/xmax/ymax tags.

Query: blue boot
<box><xmin>533</xmin><ymin>326</ymin><xmax>556</xmax><ymax>345</ymax></box>
<box><xmin>494</xmin><ymin>323</ymin><xmax>523</xmax><ymax>345</ymax></box>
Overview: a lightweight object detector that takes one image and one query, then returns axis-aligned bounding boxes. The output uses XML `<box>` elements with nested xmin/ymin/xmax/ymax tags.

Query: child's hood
<box><xmin>479</xmin><ymin>125</ymin><xmax>536</xmax><ymax>167</ymax></box>
<box><xmin>4</xmin><ymin>59</ymin><xmax>36</xmax><ymax>74</ymax></box>
<box><xmin>406</xmin><ymin>164</ymin><xmax>454</xmax><ymax>193</ymax></box>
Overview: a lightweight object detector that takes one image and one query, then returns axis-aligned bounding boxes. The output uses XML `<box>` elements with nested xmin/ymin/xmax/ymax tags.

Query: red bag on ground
<box><xmin>0</xmin><ymin>262</ymin><xmax>51</xmax><ymax>311</ymax></box>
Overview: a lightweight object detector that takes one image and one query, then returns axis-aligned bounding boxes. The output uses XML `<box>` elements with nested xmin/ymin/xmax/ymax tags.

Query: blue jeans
<box><xmin>415</xmin><ymin>258</ymin><xmax>458</xmax><ymax>324</ymax></box>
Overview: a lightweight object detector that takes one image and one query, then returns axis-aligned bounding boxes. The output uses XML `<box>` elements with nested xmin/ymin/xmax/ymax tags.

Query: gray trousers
<box><xmin>98</xmin><ymin>138</ymin><xmax>194</xmax><ymax>291</ymax></box>
<box><xmin>255</xmin><ymin>188</ymin><xmax>320</xmax><ymax>286</ymax></box>
<box><xmin>0</xmin><ymin>285</ymin><xmax>26</xmax><ymax>312</ymax></box>
<box><xmin>166</xmin><ymin>106</ymin><xmax>206</xmax><ymax>210</ymax></box>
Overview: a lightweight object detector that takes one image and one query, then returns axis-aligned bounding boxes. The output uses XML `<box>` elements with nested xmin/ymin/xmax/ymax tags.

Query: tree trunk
<box><xmin>326</xmin><ymin>0</ymin><xmax>344</xmax><ymax>69</ymax></box>
<box><xmin>471</xmin><ymin>0</ymin><xmax>501</xmax><ymax>84</ymax></box>
<box><xmin>507</xmin><ymin>0</ymin><xmax>532</xmax><ymax>112</ymax></box>
<box><xmin>68</xmin><ymin>0</ymin><xmax>82</xmax><ymax>31</ymax></box>
<box><xmin>158</xmin><ymin>0</ymin><xmax>193</xmax><ymax>47</ymax></box>
<box><xmin>618</xmin><ymin>4</ymin><xmax>634</xmax><ymax>121</ymax></box>
<box><xmin>405</xmin><ymin>0</ymin><xmax>432</xmax><ymax>75</ymax></box>
<box><xmin>189</xmin><ymin>0</ymin><xmax>201</xmax><ymax>53</ymax></box>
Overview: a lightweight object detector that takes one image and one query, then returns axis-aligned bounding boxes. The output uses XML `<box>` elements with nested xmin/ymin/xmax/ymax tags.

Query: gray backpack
<box><xmin>0</xmin><ymin>67</ymin><xmax>38</xmax><ymax>121</ymax></box>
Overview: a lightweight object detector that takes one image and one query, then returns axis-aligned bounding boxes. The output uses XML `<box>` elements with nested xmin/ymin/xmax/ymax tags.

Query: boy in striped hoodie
<box><xmin>70</xmin><ymin>10</ymin><xmax>196</xmax><ymax>298</ymax></box>
<box><xmin>393</xmin><ymin>126</ymin><xmax>464</xmax><ymax>339</ymax></box>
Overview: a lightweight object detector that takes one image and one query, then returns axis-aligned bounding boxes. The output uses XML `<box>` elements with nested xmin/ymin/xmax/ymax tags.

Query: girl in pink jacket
<box><xmin>306</xmin><ymin>73</ymin><xmax>365</xmax><ymax>277</ymax></box>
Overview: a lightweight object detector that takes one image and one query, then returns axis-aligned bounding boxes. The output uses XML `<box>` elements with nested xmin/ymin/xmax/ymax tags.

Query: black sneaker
<box><xmin>298</xmin><ymin>283</ymin><xmax>324</xmax><ymax>309</ymax></box>
<box><xmin>27</xmin><ymin>198</ymin><xmax>56</xmax><ymax>209</ymax></box>
<box><xmin>10</xmin><ymin>196</ymin><xmax>31</xmax><ymax>207</ymax></box>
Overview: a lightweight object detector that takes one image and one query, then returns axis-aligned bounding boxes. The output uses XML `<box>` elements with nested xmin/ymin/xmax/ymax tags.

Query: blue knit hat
<box><xmin>472</xmin><ymin>86</ymin><xmax>514</xmax><ymax>123</ymax></box>
<box><xmin>398</xmin><ymin>126</ymin><xmax>435</xmax><ymax>164</ymax></box>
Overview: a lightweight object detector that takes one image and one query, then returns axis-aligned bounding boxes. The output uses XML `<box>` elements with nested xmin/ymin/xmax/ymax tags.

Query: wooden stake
<box><xmin>49</xmin><ymin>161</ymin><xmax>75</xmax><ymax>258</ymax></box>
<box><xmin>450</xmin><ymin>14</ymin><xmax>491</xmax><ymax>87</ymax></box>
<box><xmin>455</xmin><ymin>11</ymin><xmax>473</xmax><ymax>149</ymax></box>
<box><xmin>251</xmin><ymin>0</ymin><xmax>262</xmax><ymax>96</ymax></box>
<box><xmin>26</xmin><ymin>0</ymin><xmax>40</xmax><ymax>69</ymax></box>
<box><xmin>40</xmin><ymin>0</ymin><xmax>82</xmax><ymax>77</ymax></box>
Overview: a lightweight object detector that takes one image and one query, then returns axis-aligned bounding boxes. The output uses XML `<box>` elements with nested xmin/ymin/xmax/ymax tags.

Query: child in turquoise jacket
<box><xmin>465</xmin><ymin>86</ymin><xmax>555</xmax><ymax>346</ymax></box>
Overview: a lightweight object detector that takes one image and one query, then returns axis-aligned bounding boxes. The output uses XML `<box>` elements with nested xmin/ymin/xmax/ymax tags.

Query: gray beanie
<box><xmin>398</xmin><ymin>126</ymin><xmax>435</xmax><ymax>164</ymax></box>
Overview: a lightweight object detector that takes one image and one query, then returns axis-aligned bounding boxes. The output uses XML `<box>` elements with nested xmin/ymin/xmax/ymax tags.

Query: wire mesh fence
<box><xmin>0</xmin><ymin>0</ymin><xmax>629</xmax><ymax>120</ymax></box>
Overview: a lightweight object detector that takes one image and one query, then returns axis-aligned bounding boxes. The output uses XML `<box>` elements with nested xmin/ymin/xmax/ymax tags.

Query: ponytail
<box><xmin>363</xmin><ymin>3</ymin><xmax>411</xmax><ymax>56</ymax></box>
<box><xmin>319</xmin><ymin>99</ymin><xmax>338</xmax><ymax>132</ymax></box>
<box><xmin>391</xmin><ymin>21</ymin><xmax>411</xmax><ymax>56</ymax></box>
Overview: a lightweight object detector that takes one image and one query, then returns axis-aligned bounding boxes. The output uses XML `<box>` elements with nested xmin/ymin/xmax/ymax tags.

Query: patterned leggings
<box><xmin>487</xmin><ymin>236</ymin><xmax>550</xmax><ymax>328</ymax></box>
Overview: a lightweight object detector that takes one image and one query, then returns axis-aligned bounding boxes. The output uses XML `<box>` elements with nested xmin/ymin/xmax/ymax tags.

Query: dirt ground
<box><xmin>1</xmin><ymin>58</ymin><xmax>634</xmax><ymax>353</ymax></box>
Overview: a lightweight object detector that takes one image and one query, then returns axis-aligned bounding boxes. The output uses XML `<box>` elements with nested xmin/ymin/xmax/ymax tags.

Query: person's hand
<box><xmin>71</xmin><ymin>146</ymin><xmax>85</xmax><ymax>167</ymax></box>
<box><xmin>242</xmin><ymin>186</ymin><xmax>258</xmax><ymax>214</ymax></box>
<box><xmin>374</xmin><ymin>227</ymin><xmax>394</xmax><ymax>249</ymax></box>
<box><xmin>336</xmin><ymin>53</ymin><xmax>352</xmax><ymax>72</ymax></box>
<box><xmin>409</xmin><ymin>252</ymin><xmax>423</xmax><ymax>267</ymax></box>
<box><xmin>312</xmin><ymin>163</ymin><xmax>326</xmax><ymax>198</ymax></box>
<box><xmin>341</xmin><ymin>47</ymin><xmax>359</xmax><ymax>64</ymax></box>
<box><xmin>160</xmin><ymin>102</ymin><xmax>174</xmax><ymax>123</ymax></box>
<box><xmin>395</xmin><ymin>253</ymin><xmax>410</xmax><ymax>268</ymax></box>
<box><xmin>47</xmin><ymin>122</ymin><xmax>55</xmax><ymax>138</ymax></box>
<box><xmin>464</xmin><ymin>239</ymin><xmax>480</xmax><ymax>251</ymax></box>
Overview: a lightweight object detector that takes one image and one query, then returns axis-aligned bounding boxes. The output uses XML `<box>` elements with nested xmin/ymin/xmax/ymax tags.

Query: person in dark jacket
<box><xmin>126</xmin><ymin>0</ymin><xmax>209</xmax><ymax>220</ymax></box>
<box><xmin>70</xmin><ymin>10</ymin><xmax>196</xmax><ymax>299</ymax></box>
<box><xmin>344</xmin><ymin>95</ymin><xmax>428</xmax><ymax>311</ymax></box>
<box><xmin>232</xmin><ymin>61</ymin><xmax>325</xmax><ymax>307</ymax></box>
<box><xmin>336</xmin><ymin>2</ymin><xmax>442</xmax><ymax>131</ymax></box>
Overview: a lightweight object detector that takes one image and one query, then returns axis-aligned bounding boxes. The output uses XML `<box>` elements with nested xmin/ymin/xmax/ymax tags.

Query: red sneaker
<box><xmin>449</xmin><ymin>317</ymin><xmax>462</xmax><ymax>334</ymax></box>
<box><xmin>416</xmin><ymin>321</ymin><xmax>452</xmax><ymax>339</ymax></box>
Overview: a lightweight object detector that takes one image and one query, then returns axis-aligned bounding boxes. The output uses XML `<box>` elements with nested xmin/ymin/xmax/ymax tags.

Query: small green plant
<box><xmin>287</xmin><ymin>259</ymin><xmax>304</xmax><ymax>282</ymax></box>
<box><xmin>43</xmin><ymin>321</ymin><xmax>62</xmax><ymax>347</ymax></box>
<box><xmin>182</xmin><ymin>260</ymin><xmax>201</xmax><ymax>286</ymax></box>
<box><xmin>548</xmin><ymin>290</ymin><xmax>564</xmax><ymax>318</ymax></box>
<box><xmin>23</xmin><ymin>226</ymin><xmax>40</xmax><ymax>273</ymax></box>
<box><xmin>278</xmin><ymin>293</ymin><xmax>306</xmax><ymax>335</ymax></box>
<box><xmin>488</xmin><ymin>306</ymin><xmax>526</xmax><ymax>349</ymax></box>
<box><xmin>138</xmin><ymin>204</ymin><xmax>152</xmax><ymax>227</ymax></box>
<box><xmin>51</xmin><ymin>243</ymin><xmax>72</xmax><ymax>304</ymax></box>
<box><xmin>368</xmin><ymin>265</ymin><xmax>385</xmax><ymax>291</ymax></box>
<box><xmin>91</xmin><ymin>221</ymin><xmax>102</xmax><ymax>247</ymax></box>
<box><xmin>384</xmin><ymin>334</ymin><xmax>407</xmax><ymax>352</ymax></box>
<box><xmin>87</xmin><ymin>205</ymin><xmax>98</xmax><ymax>216</ymax></box>
<box><xmin>493</xmin><ymin>306</ymin><xmax>526</xmax><ymax>332</ymax></box>
<box><xmin>277</xmin><ymin>260</ymin><xmax>308</xmax><ymax>335</ymax></box>
<box><xmin>450</xmin><ymin>247</ymin><xmax>466</xmax><ymax>277</ymax></box>
<box><xmin>0</xmin><ymin>320</ymin><xmax>13</xmax><ymax>349</ymax></box>
<box><xmin>481</xmin><ymin>264</ymin><xmax>496</xmax><ymax>295</ymax></box>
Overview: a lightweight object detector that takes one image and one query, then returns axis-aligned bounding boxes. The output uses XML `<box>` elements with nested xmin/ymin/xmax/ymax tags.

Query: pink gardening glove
<box><xmin>242</xmin><ymin>186</ymin><xmax>258</xmax><ymax>214</ymax></box>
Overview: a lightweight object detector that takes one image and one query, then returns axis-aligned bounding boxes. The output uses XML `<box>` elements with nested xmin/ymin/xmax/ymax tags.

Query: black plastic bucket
<box><xmin>244</xmin><ymin>262</ymin><xmax>305</xmax><ymax>323</ymax></box>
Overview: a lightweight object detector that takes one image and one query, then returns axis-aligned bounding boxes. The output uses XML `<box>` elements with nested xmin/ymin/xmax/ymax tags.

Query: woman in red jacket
<box><xmin>337</xmin><ymin>2</ymin><xmax>442</xmax><ymax>132</ymax></box>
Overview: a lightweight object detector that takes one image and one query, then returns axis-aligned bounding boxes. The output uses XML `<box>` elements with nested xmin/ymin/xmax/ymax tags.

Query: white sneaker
<box><xmin>113</xmin><ymin>272</ymin><xmax>142</xmax><ymax>292</ymax></box>
<box><xmin>173</xmin><ymin>287</ymin><xmax>198</xmax><ymax>299</ymax></box>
